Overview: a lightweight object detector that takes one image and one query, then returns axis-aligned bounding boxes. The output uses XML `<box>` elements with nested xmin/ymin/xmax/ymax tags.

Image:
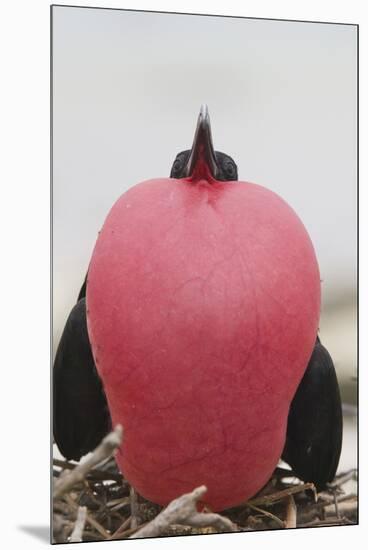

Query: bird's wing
<box><xmin>53</xmin><ymin>297</ymin><xmax>111</xmax><ymax>461</ymax></box>
<box><xmin>77</xmin><ymin>273</ymin><xmax>87</xmax><ymax>301</ymax></box>
<box><xmin>282</xmin><ymin>338</ymin><xmax>343</xmax><ymax>489</ymax></box>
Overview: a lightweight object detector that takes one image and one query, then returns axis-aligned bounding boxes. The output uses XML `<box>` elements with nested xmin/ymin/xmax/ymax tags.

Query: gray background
<box><xmin>52</xmin><ymin>7</ymin><xmax>357</xmax><ymax>469</ymax></box>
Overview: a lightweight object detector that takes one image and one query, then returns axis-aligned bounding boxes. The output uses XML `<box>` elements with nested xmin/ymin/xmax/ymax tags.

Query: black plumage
<box><xmin>53</xmin><ymin>298</ymin><xmax>111</xmax><ymax>460</ymax></box>
<box><xmin>282</xmin><ymin>337</ymin><xmax>343</xmax><ymax>489</ymax></box>
<box><xmin>77</xmin><ymin>275</ymin><xmax>87</xmax><ymax>301</ymax></box>
<box><xmin>170</xmin><ymin>149</ymin><xmax>238</xmax><ymax>181</ymax></box>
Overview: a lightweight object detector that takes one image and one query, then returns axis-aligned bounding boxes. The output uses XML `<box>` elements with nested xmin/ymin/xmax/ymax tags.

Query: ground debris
<box><xmin>52</xmin><ymin>435</ymin><xmax>357</xmax><ymax>543</ymax></box>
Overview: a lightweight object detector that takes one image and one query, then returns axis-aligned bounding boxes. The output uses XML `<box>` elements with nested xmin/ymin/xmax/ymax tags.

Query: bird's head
<box><xmin>170</xmin><ymin>104</ymin><xmax>238</xmax><ymax>182</ymax></box>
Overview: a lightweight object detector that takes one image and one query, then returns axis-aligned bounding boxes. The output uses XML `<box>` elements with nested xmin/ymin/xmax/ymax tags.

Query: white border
<box><xmin>1</xmin><ymin>1</ymin><xmax>365</xmax><ymax>548</ymax></box>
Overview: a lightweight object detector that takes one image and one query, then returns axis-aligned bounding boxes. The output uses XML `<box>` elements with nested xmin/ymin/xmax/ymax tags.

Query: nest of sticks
<box><xmin>52</xmin><ymin>425</ymin><xmax>357</xmax><ymax>543</ymax></box>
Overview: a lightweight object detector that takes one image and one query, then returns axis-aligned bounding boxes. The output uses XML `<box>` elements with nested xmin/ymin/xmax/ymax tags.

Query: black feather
<box><xmin>53</xmin><ymin>298</ymin><xmax>111</xmax><ymax>461</ymax></box>
<box><xmin>170</xmin><ymin>149</ymin><xmax>238</xmax><ymax>181</ymax></box>
<box><xmin>282</xmin><ymin>337</ymin><xmax>343</xmax><ymax>489</ymax></box>
<box><xmin>77</xmin><ymin>274</ymin><xmax>87</xmax><ymax>301</ymax></box>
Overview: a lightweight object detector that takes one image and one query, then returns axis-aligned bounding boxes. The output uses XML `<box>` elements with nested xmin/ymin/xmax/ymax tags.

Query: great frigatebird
<box><xmin>53</xmin><ymin>105</ymin><xmax>342</xmax><ymax>494</ymax></box>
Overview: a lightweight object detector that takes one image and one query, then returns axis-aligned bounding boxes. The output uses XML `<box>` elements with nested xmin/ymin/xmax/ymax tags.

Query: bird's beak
<box><xmin>184</xmin><ymin>104</ymin><xmax>220</xmax><ymax>180</ymax></box>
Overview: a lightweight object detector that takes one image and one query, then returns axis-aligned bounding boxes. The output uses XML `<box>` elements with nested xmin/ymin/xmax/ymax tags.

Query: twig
<box><xmin>53</xmin><ymin>425</ymin><xmax>123</xmax><ymax>500</ymax></box>
<box><xmin>247</xmin><ymin>503</ymin><xmax>285</xmax><ymax>528</ymax></box>
<box><xmin>327</xmin><ymin>469</ymin><xmax>357</xmax><ymax>489</ymax></box>
<box><xmin>318</xmin><ymin>492</ymin><xmax>355</xmax><ymax>504</ymax></box>
<box><xmin>108</xmin><ymin>516</ymin><xmax>132</xmax><ymax>540</ymax></box>
<box><xmin>113</xmin><ymin>522</ymin><xmax>149</xmax><ymax>538</ymax></box>
<box><xmin>64</xmin><ymin>493</ymin><xmax>111</xmax><ymax>540</ymax></box>
<box><xmin>130</xmin><ymin>486</ymin><xmax>139</xmax><ymax>529</ymax></box>
<box><xmin>247</xmin><ymin>482</ymin><xmax>316</xmax><ymax>507</ymax></box>
<box><xmin>84</xmin><ymin>513</ymin><xmax>111</xmax><ymax>540</ymax></box>
<box><xmin>53</xmin><ymin>459</ymin><xmax>78</xmax><ymax>470</ymax></box>
<box><xmin>324</xmin><ymin>500</ymin><xmax>358</xmax><ymax>518</ymax></box>
<box><xmin>130</xmin><ymin>486</ymin><xmax>238</xmax><ymax>538</ymax></box>
<box><xmin>70</xmin><ymin>506</ymin><xmax>87</xmax><ymax>542</ymax></box>
<box><xmin>106</xmin><ymin>497</ymin><xmax>130</xmax><ymax>512</ymax></box>
<box><xmin>53</xmin><ymin>513</ymin><xmax>69</xmax><ymax>543</ymax></box>
<box><xmin>333</xmin><ymin>490</ymin><xmax>340</xmax><ymax>519</ymax></box>
<box><xmin>53</xmin><ymin>458</ymin><xmax>123</xmax><ymax>482</ymax></box>
<box><xmin>285</xmin><ymin>496</ymin><xmax>297</xmax><ymax>528</ymax></box>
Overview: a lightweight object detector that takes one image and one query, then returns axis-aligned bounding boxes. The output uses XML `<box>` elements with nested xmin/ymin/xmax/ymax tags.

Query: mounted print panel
<box><xmin>51</xmin><ymin>5</ymin><xmax>358</xmax><ymax>544</ymax></box>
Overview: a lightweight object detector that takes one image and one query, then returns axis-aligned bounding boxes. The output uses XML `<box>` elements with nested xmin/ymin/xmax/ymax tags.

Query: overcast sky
<box><xmin>52</xmin><ymin>7</ymin><xmax>357</xmax><ymax>344</ymax></box>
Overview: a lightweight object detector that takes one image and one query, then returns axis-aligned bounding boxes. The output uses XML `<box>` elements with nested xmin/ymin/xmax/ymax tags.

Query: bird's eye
<box><xmin>171</xmin><ymin>158</ymin><xmax>184</xmax><ymax>177</ymax></box>
<box><xmin>225</xmin><ymin>162</ymin><xmax>235</xmax><ymax>177</ymax></box>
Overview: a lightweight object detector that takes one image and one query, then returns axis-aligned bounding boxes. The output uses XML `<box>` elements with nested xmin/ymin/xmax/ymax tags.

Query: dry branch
<box><xmin>108</xmin><ymin>516</ymin><xmax>133</xmax><ymax>540</ymax></box>
<box><xmin>53</xmin><ymin>425</ymin><xmax>123</xmax><ymax>500</ymax></box>
<box><xmin>130</xmin><ymin>485</ymin><xmax>238</xmax><ymax>538</ymax></box>
<box><xmin>70</xmin><ymin>506</ymin><xmax>87</xmax><ymax>542</ymax></box>
<box><xmin>64</xmin><ymin>493</ymin><xmax>111</xmax><ymax>539</ymax></box>
<box><xmin>52</xmin><ymin>418</ymin><xmax>357</xmax><ymax>543</ymax></box>
<box><xmin>324</xmin><ymin>499</ymin><xmax>357</xmax><ymax>518</ymax></box>
<box><xmin>53</xmin><ymin>458</ymin><xmax>123</xmax><ymax>482</ymax></box>
<box><xmin>247</xmin><ymin>482</ymin><xmax>316</xmax><ymax>507</ymax></box>
<box><xmin>130</xmin><ymin>485</ymin><xmax>139</xmax><ymax>529</ymax></box>
<box><xmin>284</xmin><ymin>496</ymin><xmax>297</xmax><ymax>528</ymax></box>
<box><xmin>328</xmin><ymin>469</ymin><xmax>357</xmax><ymax>488</ymax></box>
<box><xmin>246</xmin><ymin>503</ymin><xmax>285</xmax><ymax>528</ymax></box>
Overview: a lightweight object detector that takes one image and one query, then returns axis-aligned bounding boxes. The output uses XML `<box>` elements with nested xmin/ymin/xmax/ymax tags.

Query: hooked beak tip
<box><xmin>184</xmin><ymin>105</ymin><xmax>219</xmax><ymax>180</ymax></box>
